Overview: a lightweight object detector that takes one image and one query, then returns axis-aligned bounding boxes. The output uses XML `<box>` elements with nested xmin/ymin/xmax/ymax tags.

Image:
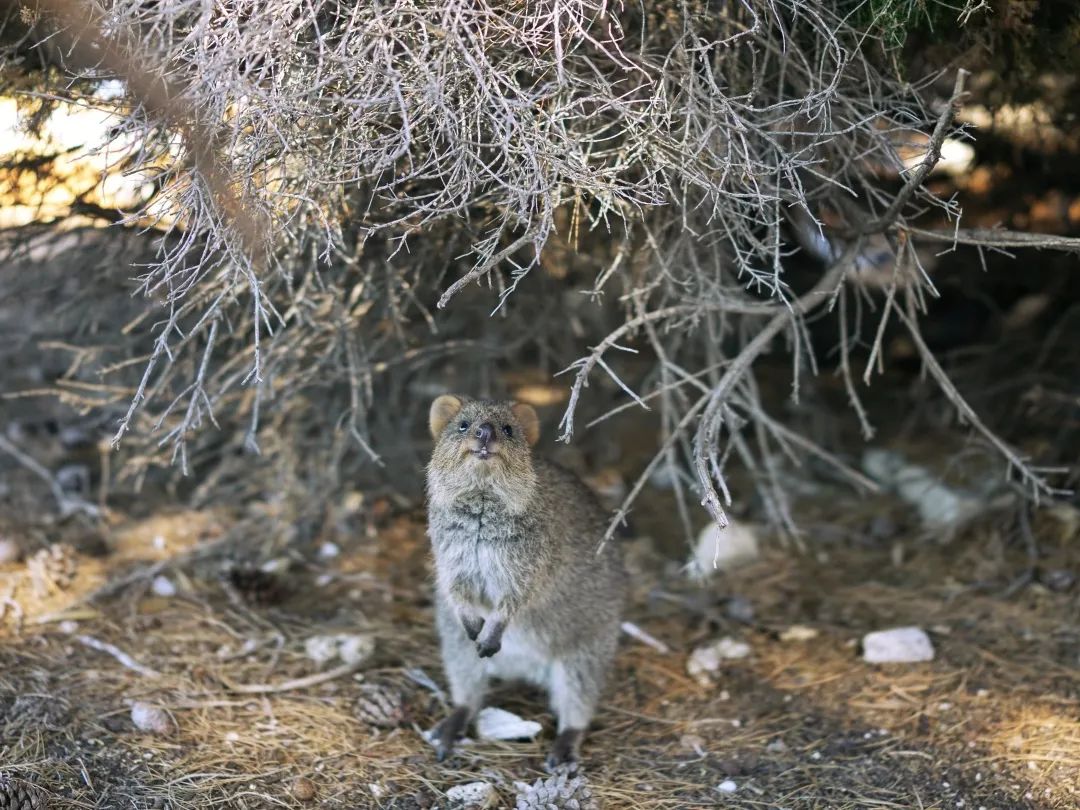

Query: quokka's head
<box><xmin>426</xmin><ymin>395</ymin><xmax>540</xmax><ymax>513</ymax></box>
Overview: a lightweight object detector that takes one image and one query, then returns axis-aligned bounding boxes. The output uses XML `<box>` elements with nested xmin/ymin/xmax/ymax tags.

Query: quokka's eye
<box><xmin>502</xmin><ymin>425</ymin><xmax>513</xmax><ymax>438</ymax></box>
<box><xmin>458</xmin><ymin>420</ymin><xmax>470</xmax><ymax>433</ymax></box>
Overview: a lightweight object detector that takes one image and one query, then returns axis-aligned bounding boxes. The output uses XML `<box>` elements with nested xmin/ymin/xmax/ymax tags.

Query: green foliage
<box><xmin>843</xmin><ymin>0</ymin><xmax>969</xmax><ymax>51</ymax></box>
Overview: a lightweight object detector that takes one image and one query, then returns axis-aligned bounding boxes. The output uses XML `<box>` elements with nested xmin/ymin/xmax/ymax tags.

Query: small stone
<box><xmin>861</xmin><ymin>450</ymin><xmax>978</xmax><ymax>530</ymax></box>
<box><xmin>862</xmin><ymin>627</ymin><xmax>935</xmax><ymax>664</ymax></box>
<box><xmin>0</xmin><ymin>537</ymin><xmax>22</xmax><ymax>564</ymax></box>
<box><xmin>303</xmin><ymin>633</ymin><xmax>375</xmax><ymax>667</ymax></box>
<box><xmin>130</xmin><ymin>701</ymin><xmax>175</xmax><ymax>735</ymax></box>
<box><xmin>766</xmin><ymin>739</ymin><xmax>788</xmax><ymax>753</ymax></box>
<box><xmin>475</xmin><ymin>707</ymin><xmax>542</xmax><ymax>741</ymax></box>
<box><xmin>446</xmin><ymin>781</ymin><xmax>498</xmax><ymax>808</ymax></box>
<box><xmin>259</xmin><ymin>557</ymin><xmax>290</xmax><ymax>574</ymax></box>
<box><xmin>687</xmin><ymin>637</ymin><xmax>751</xmax><ymax>684</ymax></box>
<box><xmin>317</xmin><ymin>542</ymin><xmax>340</xmax><ymax>559</ymax></box>
<box><xmin>689</xmin><ymin>520</ymin><xmax>759</xmax><ymax>577</ymax></box>
<box><xmin>717</xmin><ymin>779</ymin><xmax>737</xmax><ymax>794</ymax></box>
<box><xmin>780</xmin><ymin>625</ymin><xmax>819</xmax><ymax>642</ymax></box>
<box><xmin>341</xmin><ymin>491</ymin><xmax>365</xmax><ymax>514</ymax></box>
<box><xmin>57</xmin><ymin>620</ymin><xmax>79</xmax><ymax>634</ymax></box>
<box><xmin>338</xmin><ymin>634</ymin><xmax>375</xmax><ymax>666</ymax></box>
<box><xmin>151</xmin><ymin>575</ymin><xmax>177</xmax><ymax>597</ymax></box>
<box><xmin>304</xmin><ymin>635</ymin><xmax>339</xmax><ymax>664</ymax></box>
<box><xmin>292</xmin><ymin>777</ymin><xmax>317</xmax><ymax>802</ymax></box>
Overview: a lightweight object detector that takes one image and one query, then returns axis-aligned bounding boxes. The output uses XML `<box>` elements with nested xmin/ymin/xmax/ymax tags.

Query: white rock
<box><xmin>717</xmin><ymin>779</ymin><xmax>738</xmax><ymax>794</ymax></box>
<box><xmin>862</xmin><ymin>627</ymin><xmax>935</xmax><ymax>664</ymax></box>
<box><xmin>304</xmin><ymin>635</ymin><xmax>340</xmax><ymax>665</ymax></box>
<box><xmin>687</xmin><ymin>637</ymin><xmax>751</xmax><ymax>684</ymax></box>
<box><xmin>689</xmin><ymin>520</ymin><xmax>759</xmax><ymax>577</ymax></box>
<box><xmin>130</xmin><ymin>701</ymin><xmax>175</xmax><ymax>735</ymax></box>
<box><xmin>151</xmin><ymin>575</ymin><xmax>177</xmax><ymax>597</ymax></box>
<box><xmin>318</xmin><ymin>542</ymin><xmax>340</xmax><ymax>559</ymax></box>
<box><xmin>304</xmin><ymin>633</ymin><xmax>375</xmax><ymax>666</ymax></box>
<box><xmin>259</xmin><ymin>557</ymin><xmax>290</xmax><ymax>574</ymax></box>
<box><xmin>862</xmin><ymin>450</ymin><xmax>979</xmax><ymax>530</ymax></box>
<box><xmin>780</xmin><ymin>625</ymin><xmax>819</xmax><ymax>642</ymax></box>
<box><xmin>475</xmin><ymin>707</ymin><xmax>542</xmax><ymax>741</ymax></box>
<box><xmin>0</xmin><ymin>537</ymin><xmax>22</xmax><ymax>564</ymax></box>
<box><xmin>446</xmin><ymin>781</ymin><xmax>498</xmax><ymax>808</ymax></box>
<box><xmin>338</xmin><ymin>633</ymin><xmax>375</xmax><ymax>666</ymax></box>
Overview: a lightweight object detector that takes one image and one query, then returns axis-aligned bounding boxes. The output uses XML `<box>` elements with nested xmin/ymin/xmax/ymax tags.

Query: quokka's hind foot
<box><xmin>545</xmin><ymin>727</ymin><xmax>584</xmax><ymax>771</ymax></box>
<box><xmin>432</xmin><ymin>705</ymin><xmax>470</xmax><ymax>762</ymax></box>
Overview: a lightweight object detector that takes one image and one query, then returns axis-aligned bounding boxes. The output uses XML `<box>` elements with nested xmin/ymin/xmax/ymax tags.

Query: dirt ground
<box><xmin>1</xmin><ymin>451</ymin><xmax>1078</xmax><ymax>810</ymax></box>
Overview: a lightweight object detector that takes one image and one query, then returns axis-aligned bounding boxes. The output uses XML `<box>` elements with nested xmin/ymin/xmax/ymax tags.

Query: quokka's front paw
<box><xmin>475</xmin><ymin>636</ymin><xmax>501</xmax><ymax>658</ymax></box>
<box><xmin>474</xmin><ymin>617</ymin><xmax>505</xmax><ymax>658</ymax></box>
<box><xmin>461</xmin><ymin>615</ymin><xmax>484</xmax><ymax>641</ymax></box>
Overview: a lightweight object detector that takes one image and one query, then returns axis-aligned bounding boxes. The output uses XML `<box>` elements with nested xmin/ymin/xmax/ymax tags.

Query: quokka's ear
<box><xmin>429</xmin><ymin>395</ymin><xmax>463</xmax><ymax>438</ymax></box>
<box><xmin>511</xmin><ymin>402</ymin><xmax>540</xmax><ymax>446</ymax></box>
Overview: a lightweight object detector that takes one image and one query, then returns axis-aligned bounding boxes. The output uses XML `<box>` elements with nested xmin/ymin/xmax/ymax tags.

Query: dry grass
<box><xmin>1</xmin><ymin>479</ymin><xmax>1077</xmax><ymax>809</ymax></box>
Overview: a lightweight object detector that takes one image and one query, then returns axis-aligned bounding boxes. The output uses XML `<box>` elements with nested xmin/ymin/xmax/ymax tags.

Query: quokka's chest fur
<box><xmin>431</xmin><ymin>500</ymin><xmax>538</xmax><ymax>609</ymax></box>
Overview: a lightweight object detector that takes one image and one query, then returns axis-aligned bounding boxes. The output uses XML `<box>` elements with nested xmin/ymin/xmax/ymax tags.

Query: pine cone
<box><xmin>0</xmin><ymin>773</ymin><xmax>48</xmax><ymax>810</ymax></box>
<box><xmin>26</xmin><ymin>544</ymin><xmax>78</xmax><ymax>597</ymax></box>
<box><xmin>354</xmin><ymin>682</ymin><xmax>407</xmax><ymax>728</ymax></box>
<box><xmin>514</xmin><ymin>764</ymin><xmax>598</xmax><ymax>810</ymax></box>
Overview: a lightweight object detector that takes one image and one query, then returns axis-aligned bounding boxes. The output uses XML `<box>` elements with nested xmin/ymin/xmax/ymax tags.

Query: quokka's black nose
<box><xmin>474</xmin><ymin>422</ymin><xmax>494</xmax><ymax>444</ymax></box>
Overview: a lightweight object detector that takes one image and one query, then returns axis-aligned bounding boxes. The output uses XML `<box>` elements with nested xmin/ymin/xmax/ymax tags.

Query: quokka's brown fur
<box><xmin>425</xmin><ymin>394</ymin><xmax>627</xmax><ymax>767</ymax></box>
